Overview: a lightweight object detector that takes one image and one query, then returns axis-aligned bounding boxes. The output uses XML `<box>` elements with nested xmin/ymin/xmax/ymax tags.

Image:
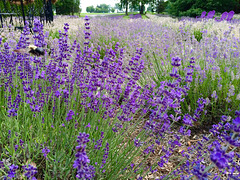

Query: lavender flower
<box><xmin>94</xmin><ymin>132</ymin><xmax>104</xmax><ymax>150</ymax></box>
<box><xmin>170</xmin><ymin>67</ymin><xmax>180</xmax><ymax>79</ymax></box>
<box><xmin>134</xmin><ymin>138</ymin><xmax>144</xmax><ymax>147</ymax></box>
<box><xmin>66</xmin><ymin>110</ymin><xmax>75</xmax><ymax>121</ymax></box>
<box><xmin>143</xmin><ymin>144</ymin><xmax>154</xmax><ymax>154</ymax></box>
<box><xmin>100</xmin><ymin>142</ymin><xmax>109</xmax><ymax>170</ymax></box>
<box><xmin>210</xmin><ymin>142</ymin><xmax>234</xmax><ymax>169</ymax></box>
<box><xmin>14</xmin><ymin>145</ymin><xmax>19</xmax><ymax>151</ymax></box>
<box><xmin>182</xmin><ymin>114</ymin><xmax>193</xmax><ymax>126</ymax></box>
<box><xmin>232</xmin><ymin>116</ymin><xmax>240</xmax><ymax>133</ymax></box>
<box><xmin>73</xmin><ymin>132</ymin><xmax>95</xmax><ymax>179</ymax></box>
<box><xmin>171</xmin><ymin>57</ymin><xmax>181</xmax><ymax>67</ymax></box>
<box><xmin>22</xmin><ymin>164</ymin><xmax>38</xmax><ymax>180</ymax></box>
<box><xmin>6</xmin><ymin>164</ymin><xmax>18</xmax><ymax>179</ymax></box>
<box><xmin>42</xmin><ymin>147</ymin><xmax>50</xmax><ymax>158</ymax></box>
<box><xmin>192</xmin><ymin>164</ymin><xmax>210</xmax><ymax>179</ymax></box>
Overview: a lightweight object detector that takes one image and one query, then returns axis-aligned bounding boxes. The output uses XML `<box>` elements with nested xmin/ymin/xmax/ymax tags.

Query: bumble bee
<box><xmin>28</xmin><ymin>45</ymin><xmax>45</xmax><ymax>56</ymax></box>
<box><xmin>14</xmin><ymin>45</ymin><xmax>45</xmax><ymax>57</ymax></box>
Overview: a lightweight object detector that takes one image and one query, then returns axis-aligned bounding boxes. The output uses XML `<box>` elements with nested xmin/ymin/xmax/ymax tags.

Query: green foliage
<box><xmin>179</xmin><ymin>8</ymin><xmax>202</xmax><ymax>17</ymax></box>
<box><xmin>193</xmin><ymin>29</ymin><xmax>203</xmax><ymax>42</ymax></box>
<box><xmin>115</xmin><ymin>3</ymin><xmax>123</xmax><ymax>11</ymax></box>
<box><xmin>86</xmin><ymin>5</ymin><xmax>95</xmax><ymax>13</ymax></box>
<box><xmin>95</xmin><ymin>4</ymin><xmax>110</xmax><ymax>13</ymax></box>
<box><xmin>155</xmin><ymin>0</ymin><xmax>168</xmax><ymax>13</ymax></box>
<box><xmin>48</xmin><ymin>29</ymin><xmax>60</xmax><ymax>39</ymax></box>
<box><xmin>110</xmin><ymin>7</ymin><xmax>115</xmax><ymax>13</ymax></box>
<box><xmin>55</xmin><ymin>0</ymin><xmax>80</xmax><ymax>15</ymax></box>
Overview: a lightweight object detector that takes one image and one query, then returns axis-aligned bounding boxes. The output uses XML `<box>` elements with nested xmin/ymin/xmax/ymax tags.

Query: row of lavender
<box><xmin>0</xmin><ymin>15</ymin><xmax>239</xmax><ymax>179</ymax></box>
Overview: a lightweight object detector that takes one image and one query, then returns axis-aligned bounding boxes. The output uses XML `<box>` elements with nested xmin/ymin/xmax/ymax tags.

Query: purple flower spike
<box><xmin>170</xmin><ymin>67</ymin><xmax>180</xmax><ymax>78</ymax></box>
<box><xmin>6</xmin><ymin>164</ymin><xmax>18</xmax><ymax>179</ymax></box>
<box><xmin>192</xmin><ymin>164</ymin><xmax>210</xmax><ymax>179</ymax></box>
<box><xmin>171</xmin><ymin>57</ymin><xmax>181</xmax><ymax>67</ymax></box>
<box><xmin>42</xmin><ymin>147</ymin><xmax>50</xmax><ymax>158</ymax></box>
<box><xmin>84</xmin><ymin>16</ymin><xmax>90</xmax><ymax>21</ymax></box>
<box><xmin>100</xmin><ymin>142</ymin><xmax>109</xmax><ymax>169</ymax></box>
<box><xmin>232</xmin><ymin>117</ymin><xmax>240</xmax><ymax>133</ymax></box>
<box><xmin>190</xmin><ymin>57</ymin><xmax>195</xmax><ymax>64</ymax></box>
<box><xmin>94</xmin><ymin>132</ymin><xmax>104</xmax><ymax>150</ymax></box>
<box><xmin>66</xmin><ymin>110</ymin><xmax>75</xmax><ymax>121</ymax></box>
<box><xmin>23</xmin><ymin>164</ymin><xmax>38</xmax><ymax>180</ymax></box>
<box><xmin>182</xmin><ymin>114</ymin><xmax>193</xmax><ymax>126</ymax></box>
<box><xmin>210</xmin><ymin>144</ymin><xmax>234</xmax><ymax>169</ymax></box>
<box><xmin>73</xmin><ymin>132</ymin><xmax>95</xmax><ymax>179</ymax></box>
<box><xmin>134</xmin><ymin>138</ymin><xmax>144</xmax><ymax>147</ymax></box>
<box><xmin>185</xmin><ymin>75</ymin><xmax>193</xmax><ymax>83</ymax></box>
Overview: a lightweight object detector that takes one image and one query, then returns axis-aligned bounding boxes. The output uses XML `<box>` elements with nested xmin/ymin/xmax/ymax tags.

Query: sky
<box><xmin>81</xmin><ymin>0</ymin><xmax>119</xmax><ymax>13</ymax></box>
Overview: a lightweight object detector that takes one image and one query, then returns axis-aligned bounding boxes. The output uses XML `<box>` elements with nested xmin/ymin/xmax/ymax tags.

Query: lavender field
<box><xmin>0</xmin><ymin>14</ymin><xmax>240</xmax><ymax>179</ymax></box>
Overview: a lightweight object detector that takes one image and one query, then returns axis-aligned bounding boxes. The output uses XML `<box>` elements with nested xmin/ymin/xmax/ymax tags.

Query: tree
<box><xmin>110</xmin><ymin>7</ymin><xmax>115</xmax><ymax>13</ymax></box>
<box><xmin>115</xmin><ymin>3</ymin><xmax>122</xmax><ymax>12</ymax></box>
<box><xmin>72</xmin><ymin>0</ymin><xmax>80</xmax><ymax>14</ymax></box>
<box><xmin>120</xmin><ymin>0</ymin><xmax>129</xmax><ymax>15</ymax></box>
<box><xmin>155</xmin><ymin>0</ymin><xmax>168</xmax><ymax>13</ymax></box>
<box><xmin>86</xmin><ymin>5</ymin><xmax>95</xmax><ymax>13</ymax></box>
<box><xmin>129</xmin><ymin>1</ymin><xmax>140</xmax><ymax>12</ymax></box>
<box><xmin>136</xmin><ymin>0</ymin><xmax>153</xmax><ymax>14</ymax></box>
<box><xmin>55</xmin><ymin>0</ymin><xmax>80</xmax><ymax>15</ymax></box>
<box><xmin>147</xmin><ymin>3</ymin><xmax>155</xmax><ymax>12</ymax></box>
<box><xmin>95</xmin><ymin>4</ymin><xmax>110</xmax><ymax>13</ymax></box>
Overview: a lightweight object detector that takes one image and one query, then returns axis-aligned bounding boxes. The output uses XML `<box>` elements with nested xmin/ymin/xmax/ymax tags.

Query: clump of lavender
<box><xmin>73</xmin><ymin>132</ymin><xmax>95</xmax><ymax>179</ymax></box>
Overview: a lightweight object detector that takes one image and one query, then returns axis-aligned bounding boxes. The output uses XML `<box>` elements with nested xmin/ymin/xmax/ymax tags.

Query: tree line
<box><xmin>86</xmin><ymin>4</ymin><xmax>115</xmax><ymax>13</ymax></box>
<box><xmin>113</xmin><ymin>0</ymin><xmax>240</xmax><ymax>17</ymax></box>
